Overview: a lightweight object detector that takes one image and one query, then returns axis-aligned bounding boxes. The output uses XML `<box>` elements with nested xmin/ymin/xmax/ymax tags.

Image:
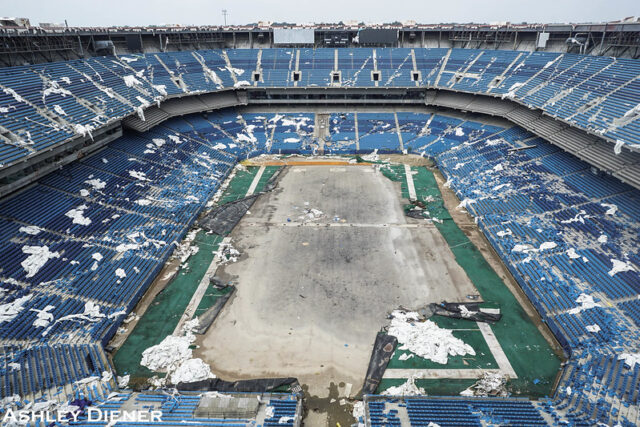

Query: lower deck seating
<box><xmin>1</xmin><ymin>110</ymin><xmax>639</xmax><ymax>426</ymax></box>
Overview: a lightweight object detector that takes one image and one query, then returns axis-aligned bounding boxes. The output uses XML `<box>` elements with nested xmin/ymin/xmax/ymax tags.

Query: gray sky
<box><xmin>1</xmin><ymin>0</ymin><xmax>637</xmax><ymax>27</ymax></box>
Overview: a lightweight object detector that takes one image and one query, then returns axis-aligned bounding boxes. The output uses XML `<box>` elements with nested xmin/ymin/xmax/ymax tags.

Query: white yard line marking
<box><xmin>383</xmin><ymin>368</ymin><xmax>504</xmax><ymax>379</ymax></box>
<box><xmin>172</xmin><ymin>237</ymin><xmax>229</xmax><ymax>335</ymax></box>
<box><xmin>477</xmin><ymin>321</ymin><xmax>518</xmax><ymax>378</ymax></box>
<box><xmin>246</xmin><ymin>165</ymin><xmax>266</xmax><ymax>197</ymax></box>
<box><xmin>404</xmin><ymin>164</ymin><xmax>417</xmax><ymax>201</ymax></box>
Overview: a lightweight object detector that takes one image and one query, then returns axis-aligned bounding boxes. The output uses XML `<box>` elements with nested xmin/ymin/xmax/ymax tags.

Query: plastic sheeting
<box><xmin>429</xmin><ymin>302</ymin><xmax>502</xmax><ymax>323</ymax></box>
<box><xmin>176</xmin><ymin>377</ymin><xmax>300</xmax><ymax>392</ymax></box>
<box><xmin>361</xmin><ymin>333</ymin><xmax>397</xmax><ymax>395</ymax></box>
<box><xmin>193</xmin><ymin>286</ymin><xmax>235</xmax><ymax>334</ymax></box>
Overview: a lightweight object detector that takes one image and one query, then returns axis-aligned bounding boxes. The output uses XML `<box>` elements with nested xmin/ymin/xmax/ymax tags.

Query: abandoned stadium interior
<box><xmin>0</xmin><ymin>17</ymin><xmax>640</xmax><ymax>427</ymax></box>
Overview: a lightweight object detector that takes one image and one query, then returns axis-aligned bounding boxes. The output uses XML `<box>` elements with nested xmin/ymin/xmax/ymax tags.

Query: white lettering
<box><xmin>151</xmin><ymin>410</ymin><xmax>163</xmax><ymax>422</ymax></box>
<box><xmin>88</xmin><ymin>407</ymin><xmax>103</xmax><ymax>421</ymax></box>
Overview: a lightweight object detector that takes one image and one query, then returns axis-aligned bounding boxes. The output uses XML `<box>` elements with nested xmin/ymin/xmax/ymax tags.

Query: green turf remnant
<box><xmin>113</xmin><ymin>166</ymin><xmax>279</xmax><ymax>380</ymax></box>
<box><xmin>377</xmin><ymin>165</ymin><xmax>561</xmax><ymax>398</ymax></box>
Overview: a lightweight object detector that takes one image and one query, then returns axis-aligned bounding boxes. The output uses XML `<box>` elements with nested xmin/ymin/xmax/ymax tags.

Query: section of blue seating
<box><xmin>2</xmin><ymin>48</ymin><xmax>640</xmax><ymax>169</ymax></box>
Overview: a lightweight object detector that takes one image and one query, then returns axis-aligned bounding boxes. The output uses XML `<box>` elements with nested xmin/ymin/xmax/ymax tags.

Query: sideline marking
<box><xmin>477</xmin><ymin>321</ymin><xmax>518</xmax><ymax>378</ymax></box>
<box><xmin>172</xmin><ymin>237</ymin><xmax>229</xmax><ymax>336</ymax></box>
<box><xmin>404</xmin><ymin>164</ymin><xmax>417</xmax><ymax>201</ymax></box>
<box><xmin>383</xmin><ymin>368</ymin><xmax>504</xmax><ymax>379</ymax></box>
<box><xmin>246</xmin><ymin>165</ymin><xmax>266</xmax><ymax>196</ymax></box>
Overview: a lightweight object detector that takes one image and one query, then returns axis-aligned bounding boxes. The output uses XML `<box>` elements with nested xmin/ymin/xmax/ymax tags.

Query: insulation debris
<box><xmin>129</xmin><ymin>170</ymin><xmax>149</xmax><ymax>181</ymax></box>
<box><xmin>215</xmin><ymin>241</ymin><xmax>240</xmax><ymax>264</ymax></box>
<box><xmin>170</xmin><ymin>358</ymin><xmax>215</xmax><ymax>384</ymax></box>
<box><xmin>117</xmin><ymin>375</ymin><xmax>130</xmax><ymax>388</ymax></box>
<box><xmin>0</xmin><ymin>294</ymin><xmax>33</xmax><ymax>323</ymax></box>
<box><xmin>387</xmin><ymin>310</ymin><xmax>475</xmax><ymax>364</ymax></box>
<box><xmin>65</xmin><ymin>205</ymin><xmax>92</xmax><ymax>226</ymax></box>
<box><xmin>352</xmin><ymin>402</ymin><xmax>365</xmax><ymax>427</ymax></box>
<box><xmin>381</xmin><ymin>375</ymin><xmax>426</xmax><ymax>396</ymax></box>
<box><xmin>31</xmin><ymin>305</ymin><xmax>55</xmax><ymax>328</ymax></box>
<box><xmin>618</xmin><ymin>353</ymin><xmax>640</xmax><ymax>369</ymax></box>
<box><xmin>568</xmin><ymin>293</ymin><xmax>601</xmax><ymax>314</ymax></box>
<box><xmin>21</xmin><ymin>245</ymin><xmax>60</xmax><ymax>277</ymax></box>
<box><xmin>19</xmin><ymin>225</ymin><xmax>42</xmax><ymax>235</ymax></box>
<box><xmin>608</xmin><ymin>259</ymin><xmax>635</xmax><ymax>276</ymax></box>
<box><xmin>142</xmin><ymin>319</ymin><xmax>215</xmax><ymax>386</ymax></box>
<box><xmin>460</xmin><ymin>372</ymin><xmax>508</xmax><ymax>397</ymax></box>
<box><xmin>586</xmin><ymin>324</ymin><xmax>601</xmax><ymax>333</ymax></box>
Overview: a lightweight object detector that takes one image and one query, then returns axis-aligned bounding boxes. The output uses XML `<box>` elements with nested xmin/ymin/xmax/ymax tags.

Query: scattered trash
<box><xmin>460</xmin><ymin>372</ymin><xmax>508</xmax><ymax>397</ymax></box>
<box><xmin>381</xmin><ymin>375</ymin><xmax>426</xmax><ymax>396</ymax></box>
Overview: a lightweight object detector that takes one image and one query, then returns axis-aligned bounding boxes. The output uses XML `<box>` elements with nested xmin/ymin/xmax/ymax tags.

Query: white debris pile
<box><xmin>117</xmin><ymin>375</ymin><xmax>130</xmax><ymax>388</ymax></box>
<box><xmin>74</xmin><ymin>124</ymin><xmax>94</xmax><ymax>138</ymax></box>
<box><xmin>53</xmin><ymin>105</ymin><xmax>67</xmax><ymax>116</ymax></box>
<box><xmin>455</xmin><ymin>127</ymin><xmax>465</xmax><ymax>136</ymax></box>
<box><xmin>618</xmin><ymin>353</ymin><xmax>640</xmax><ymax>369</ymax></box>
<box><xmin>586</xmin><ymin>324</ymin><xmax>601</xmax><ymax>333</ymax></box>
<box><xmin>129</xmin><ymin>170</ymin><xmax>149</xmax><ymax>181</ymax></box>
<box><xmin>496</xmin><ymin>229</ymin><xmax>512</xmax><ymax>238</ymax></box>
<box><xmin>18</xmin><ymin>225</ymin><xmax>42</xmax><ymax>235</ymax></box>
<box><xmin>141</xmin><ymin>334</ymin><xmax>193</xmax><ymax>372</ymax></box>
<box><xmin>22</xmin><ymin>245</ymin><xmax>60</xmax><ymax>278</ymax></box>
<box><xmin>567</xmin><ymin>248</ymin><xmax>581</xmax><ymax>259</ymax></box>
<box><xmin>381</xmin><ymin>375</ymin><xmax>426</xmax><ymax>396</ymax></box>
<box><xmin>153</xmin><ymin>84</ymin><xmax>167</xmax><ymax>96</ymax></box>
<box><xmin>234</xmin><ymin>80</ymin><xmax>251</xmax><ymax>87</ymax></box>
<box><xmin>42</xmin><ymin>80</ymin><xmax>72</xmax><ymax>99</ymax></box>
<box><xmin>115</xmin><ymin>231</ymin><xmax>167</xmax><ymax>253</ymax></box>
<box><xmin>174</xmin><ymin>229</ymin><xmax>200</xmax><ymax>263</ymax></box>
<box><xmin>0</xmin><ymin>294</ymin><xmax>33</xmax><ymax>323</ymax></box>
<box><xmin>460</xmin><ymin>372</ymin><xmax>508</xmax><ymax>397</ymax></box>
<box><xmin>39</xmin><ymin>301</ymin><xmax>106</xmax><ymax>337</ymax></box>
<box><xmin>215</xmin><ymin>241</ymin><xmax>240</xmax><ymax>264</ymax></box>
<box><xmin>30</xmin><ymin>305</ymin><xmax>55</xmax><ymax>328</ymax></box>
<box><xmin>601</xmin><ymin>203</ymin><xmax>618</xmax><ymax>216</ymax></box>
<box><xmin>568</xmin><ymin>293</ymin><xmax>601</xmax><ymax>314</ymax></box>
<box><xmin>352</xmin><ymin>401</ymin><xmax>366</xmax><ymax>427</ymax></box>
<box><xmin>538</xmin><ymin>241</ymin><xmax>557</xmax><ymax>251</ymax></box>
<box><xmin>84</xmin><ymin>178</ymin><xmax>106</xmax><ymax>191</ymax></box>
<box><xmin>225</xmin><ymin>66</ymin><xmax>245</xmax><ymax>76</ymax></box>
<box><xmin>608</xmin><ymin>259</ymin><xmax>635</xmax><ymax>276</ymax></box>
<box><xmin>502</xmin><ymin>82</ymin><xmax>524</xmax><ymax>100</ymax></box>
<box><xmin>170</xmin><ymin>358</ymin><xmax>215</xmax><ymax>384</ymax></box>
<box><xmin>387</xmin><ymin>310</ymin><xmax>475</xmax><ymax>364</ymax></box>
<box><xmin>298</xmin><ymin>207</ymin><xmax>325</xmax><ymax>222</ymax></box>
<box><xmin>142</xmin><ymin>319</ymin><xmax>215</xmax><ymax>386</ymax></box>
<box><xmin>457</xmin><ymin>198</ymin><xmax>476</xmax><ymax>210</ymax></box>
<box><xmin>361</xmin><ymin>149</ymin><xmax>379</xmax><ymax>162</ymax></box>
<box><xmin>123</xmin><ymin>75</ymin><xmax>142</xmax><ymax>87</ymax></box>
<box><xmin>203</xmin><ymin>66</ymin><xmax>223</xmax><ymax>86</ymax></box>
<box><xmin>65</xmin><ymin>205</ymin><xmax>92</xmax><ymax>226</ymax></box>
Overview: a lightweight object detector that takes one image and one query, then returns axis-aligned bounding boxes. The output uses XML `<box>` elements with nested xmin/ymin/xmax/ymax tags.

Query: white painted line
<box><xmin>243</xmin><ymin>222</ymin><xmax>435</xmax><ymax>229</ymax></box>
<box><xmin>172</xmin><ymin>237</ymin><xmax>229</xmax><ymax>336</ymax></box>
<box><xmin>477</xmin><ymin>321</ymin><xmax>518</xmax><ymax>378</ymax></box>
<box><xmin>404</xmin><ymin>164</ymin><xmax>417</xmax><ymax>201</ymax></box>
<box><xmin>383</xmin><ymin>368</ymin><xmax>504</xmax><ymax>379</ymax></box>
<box><xmin>246</xmin><ymin>165</ymin><xmax>266</xmax><ymax>196</ymax></box>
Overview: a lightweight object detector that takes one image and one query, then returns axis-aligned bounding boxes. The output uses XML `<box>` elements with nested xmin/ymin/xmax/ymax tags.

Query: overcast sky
<box><xmin>1</xmin><ymin>0</ymin><xmax>637</xmax><ymax>27</ymax></box>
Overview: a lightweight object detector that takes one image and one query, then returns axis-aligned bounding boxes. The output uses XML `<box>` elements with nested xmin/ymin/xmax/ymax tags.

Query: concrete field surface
<box><xmin>196</xmin><ymin>165</ymin><xmax>478</xmax><ymax>396</ymax></box>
